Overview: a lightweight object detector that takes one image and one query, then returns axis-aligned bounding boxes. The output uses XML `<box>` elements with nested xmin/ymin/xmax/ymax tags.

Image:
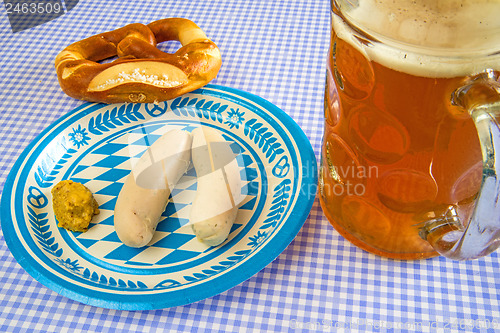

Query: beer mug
<box><xmin>320</xmin><ymin>0</ymin><xmax>500</xmax><ymax>260</ymax></box>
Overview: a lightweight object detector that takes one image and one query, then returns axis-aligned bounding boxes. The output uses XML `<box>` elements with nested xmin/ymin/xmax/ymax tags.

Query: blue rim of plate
<box><xmin>1</xmin><ymin>84</ymin><xmax>317</xmax><ymax>310</ymax></box>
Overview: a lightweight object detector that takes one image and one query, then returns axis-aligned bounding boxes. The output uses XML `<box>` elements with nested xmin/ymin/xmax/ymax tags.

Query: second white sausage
<box><xmin>190</xmin><ymin>127</ymin><xmax>243</xmax><ymax>246</ymax></box>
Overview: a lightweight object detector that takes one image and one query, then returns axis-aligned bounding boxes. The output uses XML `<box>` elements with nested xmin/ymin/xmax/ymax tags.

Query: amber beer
<box><xmin>320</xmin><ymin>0</ymin><xmax>500</xmax><ymax>259</ymax></box>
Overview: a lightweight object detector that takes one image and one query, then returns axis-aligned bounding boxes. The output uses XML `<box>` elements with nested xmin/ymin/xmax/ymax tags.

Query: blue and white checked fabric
<box><xmin>0</xmin><ymin>0</ymin><xmax>499</xmax><ymax>332</ymax></box>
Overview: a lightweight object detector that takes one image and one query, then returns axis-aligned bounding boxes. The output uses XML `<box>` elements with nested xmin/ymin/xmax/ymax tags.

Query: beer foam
<box><xmin>333</xmin><ymin>0</ymin><xmax>500</xmax><ymax>78</ymax></box>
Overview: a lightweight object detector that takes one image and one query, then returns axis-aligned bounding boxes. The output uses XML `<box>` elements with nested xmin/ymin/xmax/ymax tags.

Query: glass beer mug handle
<box><xmin>422</xmin><ymin>75</ymin><xmax>500</xmax><ymax>260</ymax></box>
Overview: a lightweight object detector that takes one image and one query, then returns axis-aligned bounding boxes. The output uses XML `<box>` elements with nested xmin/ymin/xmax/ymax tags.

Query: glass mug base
<box><xmin>319</xmin><ymin>196</ymin><xmax>438</xmax><ymax>260</ymax></box>
<box><xmin>319</xmin><ymin>148</ymin><xmax>441</xmax><ymax>260</ymax></box>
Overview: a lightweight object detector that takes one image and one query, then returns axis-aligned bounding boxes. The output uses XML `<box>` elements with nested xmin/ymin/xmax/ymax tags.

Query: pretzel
<box><xmin>55</xmin><ymin>18</ymin><xmax>222</xmax><ymax>103</ymax></box>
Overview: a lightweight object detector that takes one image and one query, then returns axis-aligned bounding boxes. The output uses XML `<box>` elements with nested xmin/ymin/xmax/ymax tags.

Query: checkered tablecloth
<box><xmin>0</xmin><ymin>0</ymin><xmax>498</xmax><ymax>332</ymax></box>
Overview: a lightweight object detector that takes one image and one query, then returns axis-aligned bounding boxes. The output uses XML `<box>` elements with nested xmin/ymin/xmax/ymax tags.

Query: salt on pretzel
<box><xmin>55</xmin><ymin>18</ymin><xmax>222</xmax><ymax>103</ymax></box>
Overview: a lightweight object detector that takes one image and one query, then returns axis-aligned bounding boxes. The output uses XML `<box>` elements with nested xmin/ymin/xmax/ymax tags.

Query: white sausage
<box><xmin>114</xmin><ymin>129</ymin><xmax>192</xmax><ymax>247</ymax></box>
<box><xmin>190</xmin><ymin>127</ymin><xmax>243</xmax><ymax>246</ymax></box>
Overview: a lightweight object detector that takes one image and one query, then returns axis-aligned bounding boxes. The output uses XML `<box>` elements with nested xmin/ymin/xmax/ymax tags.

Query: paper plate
<box><xmin>1</xmin><ymin>85</ymin><xmax>317</xmax><ymax>310</ymax></box>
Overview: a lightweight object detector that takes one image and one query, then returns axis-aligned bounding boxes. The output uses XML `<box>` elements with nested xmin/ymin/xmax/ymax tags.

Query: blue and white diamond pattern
<box><xmin>65</xmin><ymin>121</ymin><xmax>259</xmax><ymax>267</ymax></box>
